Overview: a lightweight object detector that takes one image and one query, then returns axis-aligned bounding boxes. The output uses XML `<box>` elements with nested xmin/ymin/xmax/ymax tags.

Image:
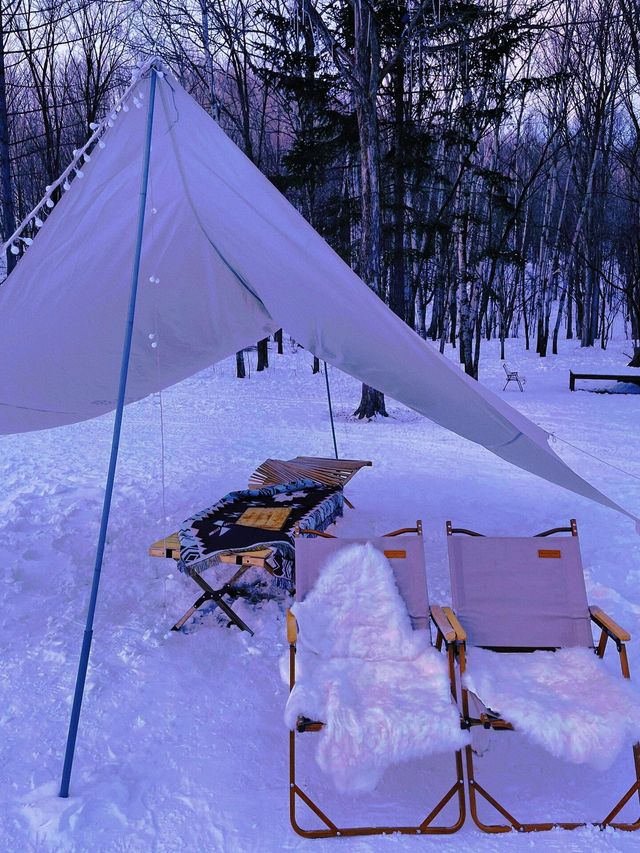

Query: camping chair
<box><xmin>446</xmin><ymin>518</ymin><xmax>640</xmax><ymax>833</ymax></box>
<box><xmin>286</xmin><ymin>521</ymin><xmax>467</xmax><ymax>838</ymax></box>
<box><xmin>248</xmin><ymin>457</ymin><xmax>371</xmax><ymax>508</ymax></box>
<box><xmin>502</xmin><ymin>363</ymin><xmax>526</xmax><ymax>391</ymax></box>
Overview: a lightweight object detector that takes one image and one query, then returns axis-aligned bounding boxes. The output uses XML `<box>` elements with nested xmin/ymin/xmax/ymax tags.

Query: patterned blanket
<box><xmin>177</xmin><ymin>479</ymin><xmax>344</xmax><ymax>589</ymax></box>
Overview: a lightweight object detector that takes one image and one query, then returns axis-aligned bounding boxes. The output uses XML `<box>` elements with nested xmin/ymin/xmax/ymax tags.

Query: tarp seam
<box><xmin>157</xmin><ymin>78</ymin><xmax>274</xmax><ymax>320</ymax></box>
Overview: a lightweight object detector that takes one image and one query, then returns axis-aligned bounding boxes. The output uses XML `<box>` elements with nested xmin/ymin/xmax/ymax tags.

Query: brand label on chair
<box><xmin>538</xmin><ymin>549</ymin><xmax>561</xmax><ymax>558</ymax></box>
<box><xmin>383</xmin><ymin>549</ymin><xmax>407</xmax><ymax>559</ymax></box>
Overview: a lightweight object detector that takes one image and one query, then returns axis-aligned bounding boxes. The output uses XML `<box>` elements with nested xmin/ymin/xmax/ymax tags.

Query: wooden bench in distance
<box><xmin>569</xmin><ymin>370</ymin><xmax>640</xmax><ymax>391</ymax></box>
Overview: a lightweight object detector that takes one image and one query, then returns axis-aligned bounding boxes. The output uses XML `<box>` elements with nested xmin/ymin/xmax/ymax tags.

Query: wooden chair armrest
<box><xmin>287</xmin><ymin>608</ymin><xmax>298</xmax><ymax>644</ymax></box>
<box><xmin>430</xmin><ymin>605</ymin><xmax>457</xmax><ymax>644</ymax></box>
<box><xmin>442</xmin><ymin>607</ymin><xmax>467</xmax><ymax>643</ymax></box>
<box><xmin>589</xmin><ymin>606</ymin><xmax>630</xmax><ymax>642</ymax></box>
<box><xmin>296</xmin><ymin>716</ymin><xmax>324</xmax><ymax>732</ymax></box>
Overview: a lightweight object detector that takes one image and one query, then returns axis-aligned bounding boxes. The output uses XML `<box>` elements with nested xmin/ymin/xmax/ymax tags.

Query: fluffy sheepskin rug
<box><xmin>282</xmin><ymin>543</ymin><xmax>469</xmax><ymax>793</ymax></box>
<box><xmin>464</xmin><ymin>646</ymin><xmax>640</xmax><ymax>770</ymax></box>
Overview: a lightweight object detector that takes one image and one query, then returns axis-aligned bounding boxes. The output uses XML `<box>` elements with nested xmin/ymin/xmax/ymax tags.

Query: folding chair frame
<box><xmin>447</xmin><ymin>519</ymin><xmax>640</xmax><ymax>833</ymax></box>
<box><xmin>287</xmin><ymin>522</ymin><xmax>467</xmax><ymax>838</ymax></box>
<box><xmin>502</xmin><ymin>363</ymin><xmax>526</xmax><ymax>392</ymax></box>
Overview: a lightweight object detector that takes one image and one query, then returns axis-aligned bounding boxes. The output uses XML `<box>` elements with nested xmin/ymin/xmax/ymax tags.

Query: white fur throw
<box><xmin>464</xmin><ymin>647</ymin><xmax>640</xmax><ymax>770</ymax></box>
<box><xmin>283</xmin><ymin>543</ymin><xmax>469</xmax><ymax>793</ymax></box>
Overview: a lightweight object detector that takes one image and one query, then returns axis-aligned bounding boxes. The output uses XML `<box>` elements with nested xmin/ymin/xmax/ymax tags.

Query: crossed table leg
<box><xmin>171</xmin><ymin>570</ymin><xmax>255</xmax><ymax>635</ymax></box>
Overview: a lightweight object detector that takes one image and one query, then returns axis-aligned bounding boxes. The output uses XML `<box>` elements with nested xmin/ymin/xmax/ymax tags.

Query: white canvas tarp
<box><xmin>0</xmin><ymin>63</ymin><xmax>636</xmax><ymax>524</ymax></box>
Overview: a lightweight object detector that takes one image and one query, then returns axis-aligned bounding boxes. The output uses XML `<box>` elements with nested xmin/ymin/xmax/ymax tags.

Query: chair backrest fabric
<box><xmin>448</xmin><ymin>535</ymin><xmax>593</xmax><ymax>648</ymax></box>
<box><xmin>295</xmin><ymin>535</ymin><xmax>429</xmax><ymax>630</ymax></box>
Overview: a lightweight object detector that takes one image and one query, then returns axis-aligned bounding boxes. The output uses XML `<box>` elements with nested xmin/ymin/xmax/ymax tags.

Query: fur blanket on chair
<box><xmin>282</xmin><ymin>543</ymin><xmax>469</xmax><ymax>793</ymax></box>
<box><xmin>464</xmin><ymin>646</ymin><xmax>640</xmax><ymax>770</ymax></box>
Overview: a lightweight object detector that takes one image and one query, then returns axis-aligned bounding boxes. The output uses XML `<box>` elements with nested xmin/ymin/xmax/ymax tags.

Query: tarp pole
<box><xmin>59</xmin><ymin>68</ymin><xmax>158</xmax><ymax>799</ymax></box>
<box><xmin>323</xmin><ymin>361</ymin><xmax>339</xmax><ymax>460</ymax></box>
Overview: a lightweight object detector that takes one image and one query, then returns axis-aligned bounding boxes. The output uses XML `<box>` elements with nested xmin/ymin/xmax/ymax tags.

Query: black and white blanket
<box><xmin>177</xmin><ymin>479</ymin><xmax>344</xmax><ymax>589</ymax></box>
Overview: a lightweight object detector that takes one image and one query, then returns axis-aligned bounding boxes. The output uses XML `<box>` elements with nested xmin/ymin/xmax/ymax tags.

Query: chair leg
<box><xmin>289</xmin><ymin>737</ymin><xmax>466</xmax><ymax>838</ymax></box>
<box><xmin>288</xmin><ymin>641</ymin><xmax>466</xmax><ymax>837</ymax></box>
<box><xmin>465</xmin><ymin>727</ymin><xmax>640</xmax><ymax>832</ymax></box>
<box><xmin>465</xmin><ymin>743</ymin><xmax>586</xmax><ymax>832</ymax></box>
<box><xmin>602</xmin><ymin>743</ymin><xmax>640</xmax><ymax>830</ymax></box>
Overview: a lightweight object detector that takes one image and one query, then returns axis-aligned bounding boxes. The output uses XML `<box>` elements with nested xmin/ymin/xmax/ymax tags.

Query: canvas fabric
<box><xmin>448</xmin><ymin>535</ymin><xmax>593</xmax><ymax>648</ymax></box>
<box><xmin>0</xmin><ymin>62</ymin><xmax>636</xmax><ymax>525</ymax></box>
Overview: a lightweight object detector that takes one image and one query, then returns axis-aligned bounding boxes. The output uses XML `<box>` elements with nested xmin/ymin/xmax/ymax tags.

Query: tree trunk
<box><xmin>0</xmin><ymin>11</ymin><xmax>16</xmax><ymax>276</ymax></box>
<box><xmin>389</xmin><ymin>52</ymin><xmax>405</xmax><ymax>321</ymax></box>
<box><xmin>352</xmin><ymin>2</ymin><xmax>386</xmax><ymax>417</ymax></box>
<box><xmin>354</xmin><ymin>385</ymin><xmax>387</xmax><ymax>419</ymax></box>
<box><xmin>415</xmin><ymin>284</ymin><xmax>426</xmax><ymax>338</ymax></box>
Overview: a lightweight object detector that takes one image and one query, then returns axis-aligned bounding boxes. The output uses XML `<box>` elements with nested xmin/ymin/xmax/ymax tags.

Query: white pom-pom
<box><xmin>123</xmin><ymin>103</ymin><xmax>129</xmax><ymax>112</ymax></box>
<box><xmin>45</xmin><ymin>184</ymin><xmax>51</xmax><ymax>192</ymax></box>
<box><xmin>72</xmin><ymin>148</ymin><xmax>78</xmax><ymax>156</ymax></box>
<box><xmin>89</xmin><ymin>122</ymin><xmax>99</xmax><ymax>130</ymax></box>
<box><xmin>63</xmin><ymin>180</ymin><xmax>70</xmax><ymax>191</ymax></box>
<box><xmin>35</xmin><ymin>217</ymin><xmax>43</xmax><ymax>228</ymax></box>
<box><xmin>23</xmin><ymin>237</ymin><xmax>33</xmax><ymax>246</ymax></box>
<box><xmin>151</xmin><ymin>207</ymin><xmax>157</xmax><ymax>214</ymax></box>
<box><xmin>98</xmin><ymin>140</ymin><xmax>106</xmax><ymax>149</ymax></box>
<box><xmin>75</xmin><ymin>169</ymin><xmax>84</xmax><ymax>179</ymax></box>
<box><xmin>10</xmin><ymin>244</ymin><xmax>19</xmax><ymax>255</ymax></box>
<box><xmin>107</xmin><ymin>120</ymin><xmax>113</xmax><ymax>128</ymax></box>
<box><xmin>148</xmin><ymin>333</ymin><xmax>156</xmax><ymax>340</ymax></box>
<box><xmin>83</xmin><ymin>152</ymin><xmax>91</xmax><ymax>162</ymax></box>
<box><xmin>151</xmin><ymin>341</ymin><xmax>158</xmax><ymax>349</ymax></box>
<box><xmin>46</xmin><ymin>198</ymin><xmax>55</xmax><ymax>209</ymax></box>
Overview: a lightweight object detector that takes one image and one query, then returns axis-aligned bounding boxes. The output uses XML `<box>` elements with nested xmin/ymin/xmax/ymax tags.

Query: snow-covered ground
<box><xmin>1</xmin><ymin>332</ymin><xmax>639</xmax><ymax>852</ymax></box>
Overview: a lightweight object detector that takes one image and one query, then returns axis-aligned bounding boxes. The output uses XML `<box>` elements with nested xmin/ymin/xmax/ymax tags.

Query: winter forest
<box><xmin>2</xmin><ymin>0</ymin><xmax>640</xmax><ymax>394</ymax></box>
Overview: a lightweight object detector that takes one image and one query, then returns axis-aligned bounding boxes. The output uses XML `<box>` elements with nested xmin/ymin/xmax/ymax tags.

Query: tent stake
<box><xmin>59</xmin><ymin>68</ymin><xmax>158</xmax><ymax>799</ymax></box>
<box><xmin>324</xmin><ymin>361</ymin><xmax>339</xmax><ymax>460</ymax></box>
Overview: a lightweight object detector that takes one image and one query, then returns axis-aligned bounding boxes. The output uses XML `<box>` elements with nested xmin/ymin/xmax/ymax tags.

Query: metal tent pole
<box><xmin>59</xmin><ymin>68</ymin><xmax>158</xmax><ymax>799</ymax></box>
<box><xmin>323</xmin><ymin>361</ymin><xmax>339</xmax><ymax>460</ymax></box>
